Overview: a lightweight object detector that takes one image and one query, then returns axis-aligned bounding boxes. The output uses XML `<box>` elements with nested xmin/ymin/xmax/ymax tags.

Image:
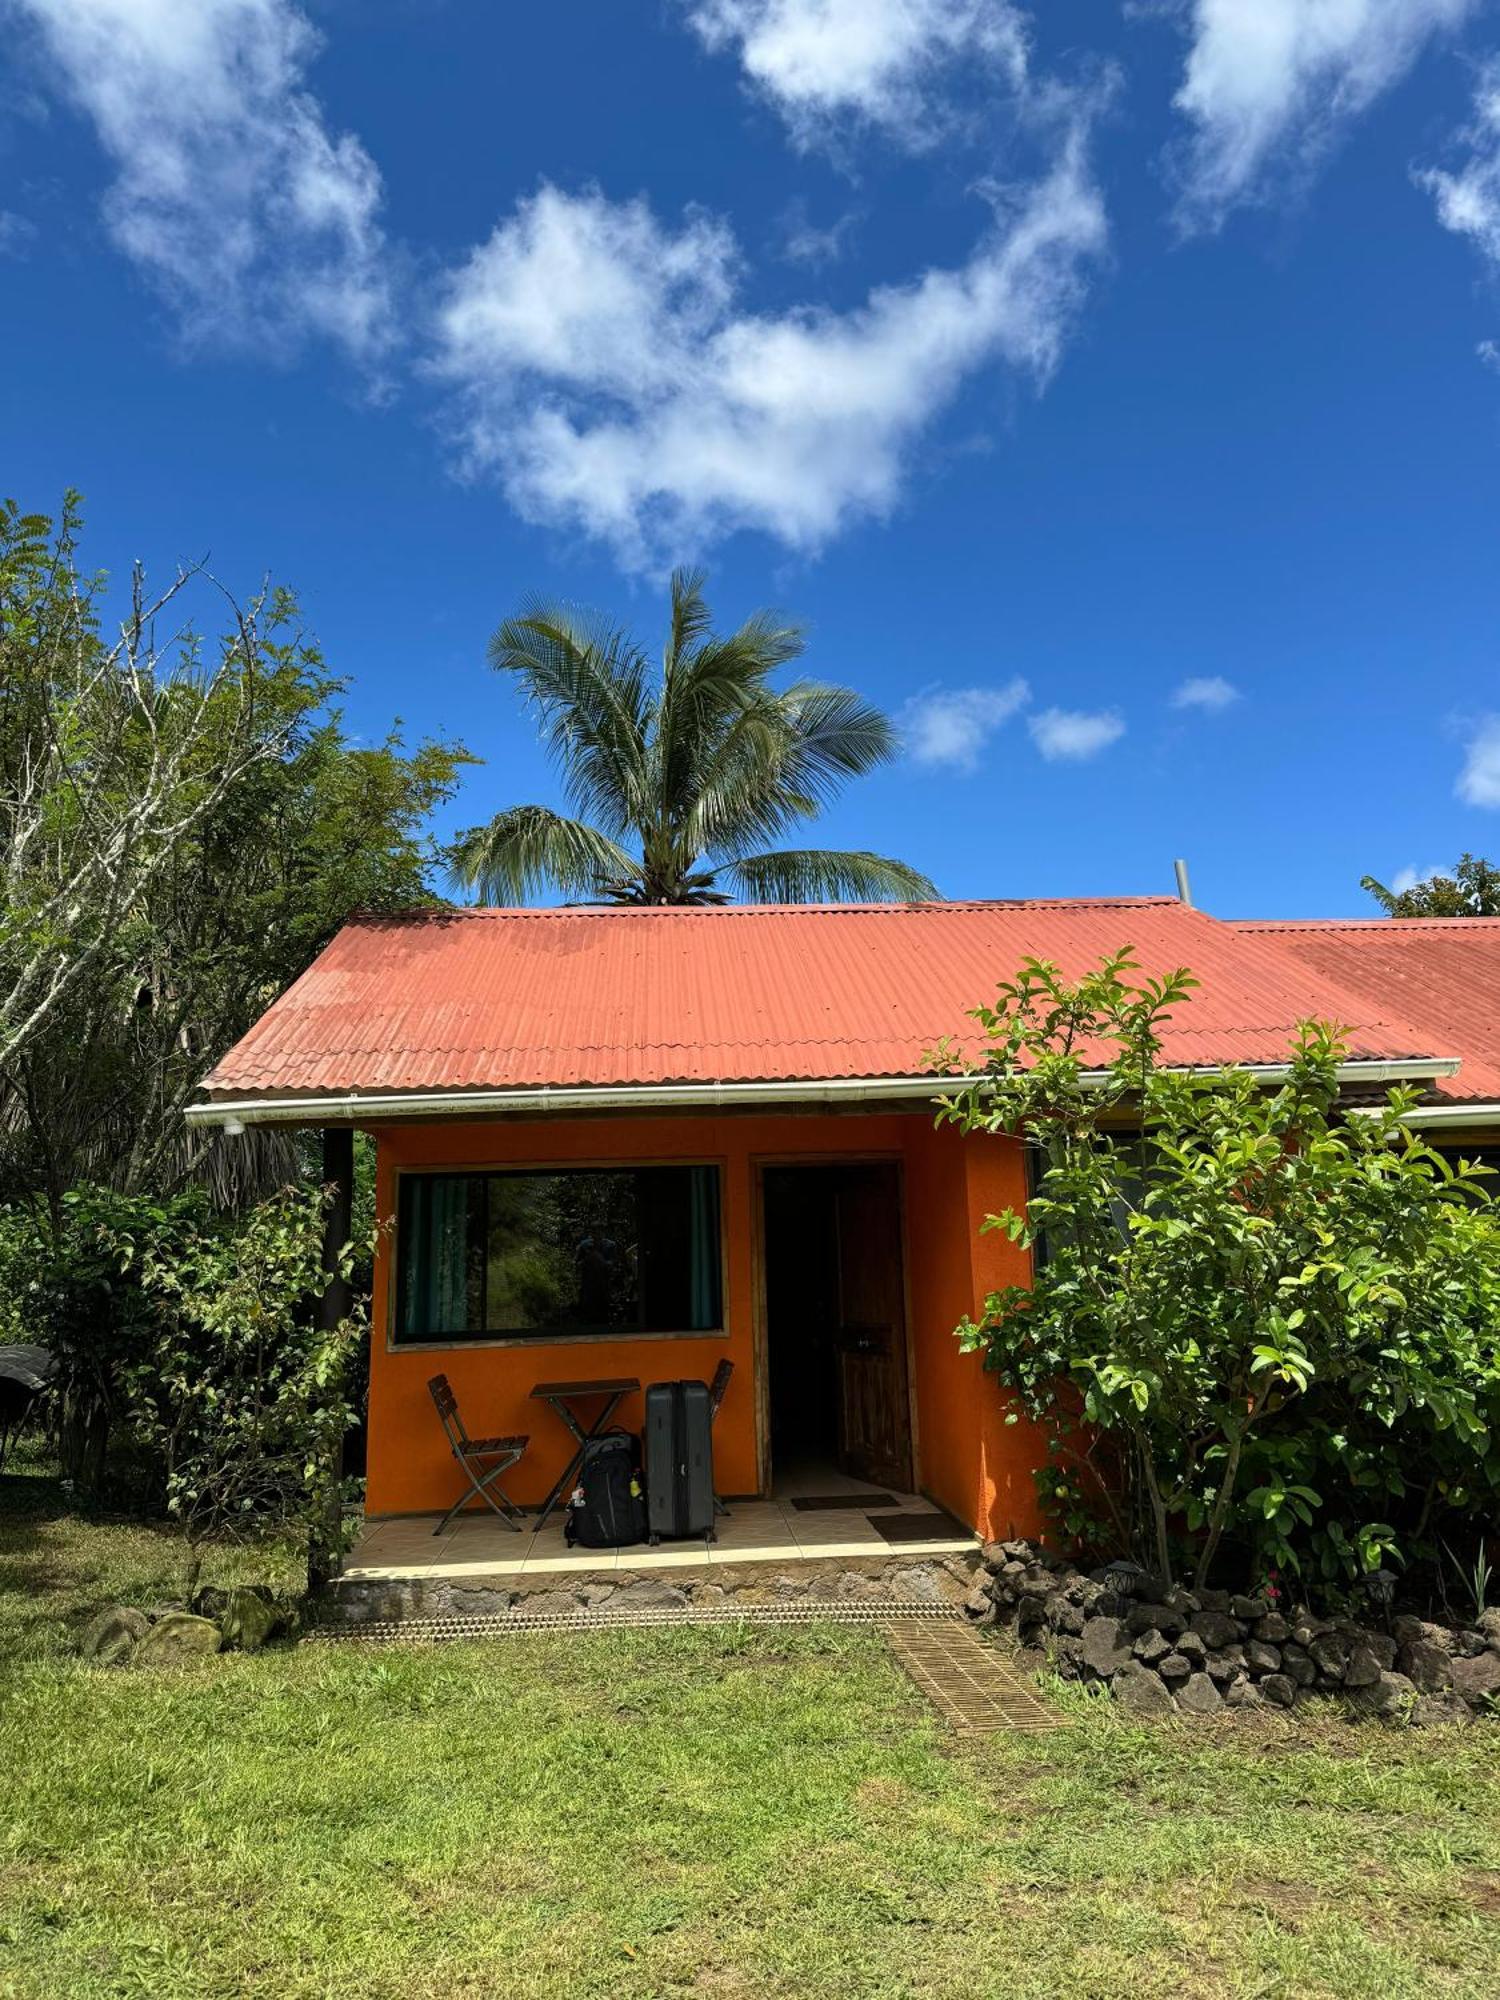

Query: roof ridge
<box><xmin>342</xmin><ymin>895</ymin><xmax>1187</xmax><ymax>924</ymax></box>
<box><xmin>1234</xmin><ymin>916</ymin><xmax>1500</xmax><ymax>932</ymax></box>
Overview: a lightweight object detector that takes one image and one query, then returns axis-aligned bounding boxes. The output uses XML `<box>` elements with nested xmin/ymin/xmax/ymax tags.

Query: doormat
<box><xmin>868</xmin><ymin>1507</ymin><xmax>970</xmax><ymax>1544</ymax></box>
<box><xmin>790</xmin><ymin>1492</ymin><xmax>899</xmax><ymax>1511</ymax></box>
<box><xmin>885</xmin><ymin>1624</ymin><xmax>1063</xmax><ymax>1734</ymax></box>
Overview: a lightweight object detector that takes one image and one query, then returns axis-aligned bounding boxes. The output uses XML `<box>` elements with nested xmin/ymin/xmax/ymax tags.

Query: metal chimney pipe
<box><xmin>1173</xmin><ymin>858</ymin><xmax>1193</xmax><ymax>907</ymax></box>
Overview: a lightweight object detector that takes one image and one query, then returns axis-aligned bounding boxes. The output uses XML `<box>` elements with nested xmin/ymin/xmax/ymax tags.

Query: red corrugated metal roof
<box><xmin>1232</xmin><ymin>916</ymin><xmax>1500</xmax><ymax>1104</ymax></box>
<box><xmin>200</xmin><ymin>898</ymin><xmax>1473</xmax><ymax>1102</ymax></box>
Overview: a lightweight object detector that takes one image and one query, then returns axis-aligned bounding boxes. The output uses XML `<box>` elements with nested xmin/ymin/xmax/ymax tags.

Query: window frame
<box><xmin>385</xmin><ymin>1155</ymin><xmax>730</xmax><ymax>1352</ymax></box>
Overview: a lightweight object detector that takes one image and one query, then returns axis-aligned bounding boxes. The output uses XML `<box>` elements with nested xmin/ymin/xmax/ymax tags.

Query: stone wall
<box><xmin>968</xmin><ymin>1539</ymin><xmax>1500</xmax><ymax>1725</ymax></box>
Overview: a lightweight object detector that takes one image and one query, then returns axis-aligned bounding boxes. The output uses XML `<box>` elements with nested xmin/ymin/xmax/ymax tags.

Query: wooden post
<box><xmin>309</xmin><ymin>1125</ymin><xmax>355</xmax><ymax>1591</ymax></box>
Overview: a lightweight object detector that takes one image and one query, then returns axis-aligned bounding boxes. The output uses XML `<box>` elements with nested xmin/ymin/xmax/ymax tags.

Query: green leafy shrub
<box><xmin>937</xmin><ymin>953</ymin><xmax>1500</xmax><ymax>1595</ymax></box>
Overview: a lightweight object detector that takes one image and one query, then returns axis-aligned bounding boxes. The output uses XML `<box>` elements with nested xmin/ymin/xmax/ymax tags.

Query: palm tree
<box><xmin>450</xmin><ymin>569</ymin><xmax>938</xmax><ymax>906</ymax></box>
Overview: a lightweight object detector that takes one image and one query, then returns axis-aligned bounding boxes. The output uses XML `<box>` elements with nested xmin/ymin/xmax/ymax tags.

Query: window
<box><xmin>395</xmin><ymin>1165</ymin><xmax>723</xmax><ymax>1343</ymax></box>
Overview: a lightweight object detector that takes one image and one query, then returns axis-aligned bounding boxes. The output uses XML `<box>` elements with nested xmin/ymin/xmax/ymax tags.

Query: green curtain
<box><xmin>399</xmin><ymin>1176</ymin><xmax>473</xmax><ymax>1337</ymax></box>
<box><xmin>688</xmin><ymin>1166</ymin><xmax>719</xmax><ymax>1330</ymax></box>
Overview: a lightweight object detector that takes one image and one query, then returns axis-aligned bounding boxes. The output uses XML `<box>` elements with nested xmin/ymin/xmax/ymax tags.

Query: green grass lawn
<box><xmin>2</xmin><ymin>1458</ymin><xmax>1498</xmax><ymax>1999</ymax></box>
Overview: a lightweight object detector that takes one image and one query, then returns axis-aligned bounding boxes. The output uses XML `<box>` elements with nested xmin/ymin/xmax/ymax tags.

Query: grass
<box><xmin>2</xmin><ymin>1458</ymin><xmax>1498</xmax><ymax>1999</ymax></box>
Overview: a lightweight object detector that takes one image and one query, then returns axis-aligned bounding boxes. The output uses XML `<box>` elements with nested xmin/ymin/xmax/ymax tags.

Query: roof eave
<box><xmin>182</xmin><ymin>1057</ymin><xmax>1462</xmax><ymax>1130</ymax></box>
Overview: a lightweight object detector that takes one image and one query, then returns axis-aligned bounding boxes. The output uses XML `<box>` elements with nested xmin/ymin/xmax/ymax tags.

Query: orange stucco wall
<box><xmin>364</xmin><ymin>1107</ymin><xmax>1045</xmax><ymax>1538</ymax></box>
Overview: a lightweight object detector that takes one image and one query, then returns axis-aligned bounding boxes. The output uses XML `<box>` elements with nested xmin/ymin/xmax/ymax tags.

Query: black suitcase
<box><xmin>644</xmin><ymin>1380</ymin><xmax>716</xmax><ymax>1542</ymax></box>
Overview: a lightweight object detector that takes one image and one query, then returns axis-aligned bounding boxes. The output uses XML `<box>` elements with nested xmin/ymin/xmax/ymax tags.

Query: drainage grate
<box><xmin>308</xmin><ymin>1598</ymin><xmax>963</xmax><ymax>1646</ymax></box>
<box><xmin>885</xmin><ymin>1623</ymin><xmax>1064</xmax><ymax>1734</ymax></box>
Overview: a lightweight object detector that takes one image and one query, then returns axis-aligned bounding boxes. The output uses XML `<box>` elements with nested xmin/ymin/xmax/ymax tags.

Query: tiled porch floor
<box><xmin>344</xmin><ymin>1463</ymin><xmax>978</xmax><ymax>1582</ymax></box>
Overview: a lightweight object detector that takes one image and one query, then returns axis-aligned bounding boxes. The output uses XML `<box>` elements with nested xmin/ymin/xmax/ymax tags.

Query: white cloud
<box><xmin>1028</xmin><ymin>706</ymin><xmax>1125</xmax><ymax>761</ymax></box>
<box><xmin>1170</xmin><ymin>674</ymin><xmax>1240</xmax><ymax>710</ymax></box>
<box><xmin>684</xmin><ymin>0</ymin><xmax>1029</xmax><ymax>150</ymax></box>
<box><xmin>1458</xmin><ymin>715</ymin><xmax>1500</xmax><ymax>806</ymax></box>
<box><xmin>1421</xmin><ymin>61</ymin><xmax>1500</xmax><ymax>285</ymax></box>
<box><xmin>778</xmin><ymin>199</ymin><xmax>859</xmax><ymax>267</ymax></box>
<box><xmin>9</xmin><ymin>0</ymin><xmax>393</xmax><ymax>361</ymax></box>
<box><xmin>431</xmin><ymin>122</ymin><xmax>1106</xmax><ymax>568</ymax></box>
<box><xmin>900</xmin><ymin>678</ymin><xmax>1030</xmax><ymax>772</ymax></box>
<box><xmin>1170</xmin><ymin>0</ymin><xmax>1478</xmax><ymax>229</ymax></box>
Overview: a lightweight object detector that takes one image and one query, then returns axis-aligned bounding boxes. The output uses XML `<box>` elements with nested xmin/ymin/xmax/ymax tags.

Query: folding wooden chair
<box><xmin>708</xmin><ymin>1358</ymin><xmax>734</xmax><ymax>1519</ymax></box>
<box><xmin>428</xmin><ymin>1375</ymin><xmax>529</xmax><ymax>1536</ymax></box>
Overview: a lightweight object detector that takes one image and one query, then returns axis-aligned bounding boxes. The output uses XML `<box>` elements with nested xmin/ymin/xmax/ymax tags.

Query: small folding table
<box><xmin>530</xmin><ymin>1376</ymin><xmax>641</xmax><ymax>1530</ymax></box>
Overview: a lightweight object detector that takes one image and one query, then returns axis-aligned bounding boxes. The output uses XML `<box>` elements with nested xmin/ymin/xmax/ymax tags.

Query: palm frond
<box><xmin>488</xmin><ymin>603</ymin><xmax>651</xmax><ymax>837</ymax></box>
<box><xmin>447</xmin><ymin>806</ymin><xmax>638</xmax><ymax>905</ymax></box>
<box><xmin>726</xmin><ymin>849</ymin><xmax>940</xmax><ymax>905</ymax></box>
<box><xmin>776</xmin><ymin>682</ymin><xmax>900</xmax><ymax>798</ymax></box>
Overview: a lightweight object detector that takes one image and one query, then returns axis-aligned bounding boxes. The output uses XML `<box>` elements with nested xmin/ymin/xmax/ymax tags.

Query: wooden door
<box><xmin>832</xmin><ymin>1168</ymin><xmax>913</xmax><ymax>1491</ymax></box>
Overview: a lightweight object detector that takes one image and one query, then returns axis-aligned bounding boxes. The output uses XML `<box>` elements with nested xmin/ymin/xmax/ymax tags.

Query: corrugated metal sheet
<box><xmin>200</xmin><ymin>898</ymin><xmax>1467</xmax><ymax>1101</ymax></box>
<box><xmin>1233</xmin><ymin>917</ymin><xmax>1500</xmax><ymax>1104</ymax></box>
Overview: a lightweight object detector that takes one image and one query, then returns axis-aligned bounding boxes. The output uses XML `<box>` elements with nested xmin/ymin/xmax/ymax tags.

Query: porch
<box><xmin>341</xmin><ymin>1464</ymin><xmax>979</xmax><ymax>1586</ymax></box>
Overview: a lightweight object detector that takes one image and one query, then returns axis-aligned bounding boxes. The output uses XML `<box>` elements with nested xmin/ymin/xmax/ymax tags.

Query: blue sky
<box><xmin>3</xmin><ymin>1</ymin><xmax>1500</xmax><ymax>918</ymax></box>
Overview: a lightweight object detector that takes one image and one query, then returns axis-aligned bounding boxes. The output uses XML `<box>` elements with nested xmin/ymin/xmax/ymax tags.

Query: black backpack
<box><xmin>564</xmin><ymin>1430</ymin><xmax>647</xmax><ymax>1549</ymax></box>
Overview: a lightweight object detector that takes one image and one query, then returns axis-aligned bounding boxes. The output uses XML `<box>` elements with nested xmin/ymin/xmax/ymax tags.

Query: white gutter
<box><xmin>183</xmin><ymin>1056</ymin><xmax>1462</xmax><ymax>1129</ymax></box>
<box><xmin>1373</xmin><ymin>1102</ymin><xmax>1500</xmax><ymax>1132</ymax></box>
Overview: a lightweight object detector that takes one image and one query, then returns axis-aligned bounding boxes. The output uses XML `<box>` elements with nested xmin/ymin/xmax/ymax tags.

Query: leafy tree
<box><xmin>0</xmin><ymin>496</ymin><xmax>469</xmax><ymax>1210</ymax></box>
<box><xmin>451</xmin><ymin>567</ymin><xmax>937</xmax><ymax>906</ymax></box>
<box><xmin>1361</xmin><ymin>854</ymin><xmax>1500</xmax><ymax>917</ymax></box>
<box><xmin>937</xmin><ymin>954</ymin><xmax>1500</xmax><ymax>1592</ymax></box>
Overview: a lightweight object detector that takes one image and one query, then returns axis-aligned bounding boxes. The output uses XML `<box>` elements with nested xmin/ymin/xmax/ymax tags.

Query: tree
<box><xmin>936</xmin><ymin>954</ymin><xmax>1500</xmax><ymax>1592</ymax></box>
<box><xmin>450</xmin><ymin>567</ymin><xmax>937</xmax><ymax>906</ymax></box>
<box><xmin>1361</xmin><ymin>855</ymin><xmax>1500</xmax><ymax>917</ymax></box>
<box><xmin>0</xmin><ymin>496</ymin><xmax>470</xmax><ymax>1210</ymax></box>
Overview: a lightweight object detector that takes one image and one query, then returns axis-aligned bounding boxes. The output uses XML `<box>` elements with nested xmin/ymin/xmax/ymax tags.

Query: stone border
<box><xmin>319</xmin><ymin>1551</ymin><xmax>979</xmax><ymax>1627</ymax></box>
<box><xmin>967</xmin><ymin>1539</ymin><xmax>1500</xmax><ymax>1725</ymax></box>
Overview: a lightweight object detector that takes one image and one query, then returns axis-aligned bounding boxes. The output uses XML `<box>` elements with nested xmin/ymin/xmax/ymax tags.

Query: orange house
<box><xmin>188</xmin><ymin>899</ymin><xmax>1499</xmax><ymax>1544</ymax></box>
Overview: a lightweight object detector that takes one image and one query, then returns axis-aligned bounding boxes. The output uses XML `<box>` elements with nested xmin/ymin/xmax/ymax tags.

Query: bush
<box><xmin>937</xmin><ymin>953</ymin><xmax>1500</xmax><ymax>1597</ymax></box>
<box><xmin>0</xmin><ymin>1184</ymin><xmax>363</xmax><ymax>1573</ymax></box>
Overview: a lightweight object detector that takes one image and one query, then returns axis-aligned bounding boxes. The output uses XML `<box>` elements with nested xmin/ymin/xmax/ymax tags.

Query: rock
<box><xmin>890</xmin><ymin>1566</ymin><xmax>958</xmax><ymax>1604</ymax></box>
<box><xmin>80</xmin><ymin>1605</ymin><xmax>149</xmax><ymax>1666</ymax></box>
<box><xmin>1176</xmin><ymin>1629</ymin><xmax>1208</xmax><ymax>1662</ymax></box>
<box><xmin>1256</xmin><ymin>1611</ymin><xmax>1291</xmax><ymax>1643</ymax></box>
<box><xmin>219</xmin><ymin>1588</ymin><xmax>280</xmax><ymax>1654</ymax></box>
<box><xmin>1412</xmin><ymin>1692</ymin><xmax>1474</xmax><ymax>1729</ymax></box>
<box><xmin>1450</xmin><ymin>1651</ymin><xmax>1500</xmax><ymax>1702</ymax></box>
<box><xmin>1292</xmin><ymin>1616</ymin><xmax>1330</xmax><ymax>1649</ymax></box>
<box><xmin>1205</xmin><ymin>1648</ymin><xmax>1246</xmax><ymax>1685</ymax></box>
<box><xmin>1112</xmin><ymin>1662</ymin><xmax>1178</xmax><ymax>1717</ymax></box>
<box><xmin>1125</xmin><ymin>1601</ymin><xmax>1186</xmax><ymax>1639</ymax></box>
<box><xmin>1280</xmin><ymin>1646</ymin><xmax>1316</xmax><ymax>1688</ymax></box>
<box><xmin>1230</xmin><ymin>1595</ymin><xmax>1267</xmax><ymax>1620</ymax></box>
<box><xmin>964</xmin><ymin>1584</ymin><xmax>997</xmax><ymax>1622</ymax></box>
<box><xmin>1156</xmin><ymin>1652</ymin><xmax>1192</xmax><ymax>1681</ymax></box>
<box><xmin>1225</xmin><ymin>1679</ymin><xmax>1268</xmax><ymax>1710</ymax></box>
<box><xmin>1455</xmin><ymin>1628</ymin><xmax>1488</xmax><ymax>1658</ymax></box>
<box><xmin>1479</xmin><ymin>1608</ymin><xmax>1500</xmax><ymax>1654</ymax></box>
<box><xmin>1344</xmin><ymin>1670</ymin><xmax>1416</xmax><ymax>1720</ymax></box>
<box><xmin>611</xmin><ymin>1580</ymin><xmax>690</xmax><ymax>1610</ymax></box>
<box><xmin>1133</xmin><ymin>1628</ymin><xmax>1171</xmax><ymax>1666</ymax></box>
<box><xmin>836</xmin><ymin>1572</ymin><xmax>885</xmax><ymax>1601</ymax></box>
<box><xmin>1245</xmin><ymin>1639</ymin><xmax>1282</xmax><ymax>1676</ymax></box>
<box><xmin>134</xmin><ymin>1611</ymin><xmax>223</xmax><ymax>1665</ymax></box>
<box><xmin>1052</xmin><ymin>1599</ymin><xmax>1085</xmax><ymax>1636</ymax></box>
<box><xmin>1363</xmin><ymin>1633</ymin><xmax>1396</xmax><ymax>1671</ymax></box>
<box><xmin>1390</xmin><ymin>1634</ymin><xmax>1447</xmax><ymax>1689</ymax></box>
<box><xmin>1343</xmin><ymin>1643</ymin><xmax>1383</xmax><ymax>1689</ymax></box>
<box><xmin>1079</xmin><ymin>1615</ymin><xmax>1134</xmax><ymax>1678</ymax></box>
<box><xmin>981</xmin><ymin>1542</ymin><xmax>1009</xmax><ymax>1573</ymax></box>
<box><xmin>1197</xmin><ymin>1588</ymin><xmax>1232</xmax><ymax>1614</ymax></box>
<box><xmin>1308</xmin><ymin>1633</ymin><xmax>1349</xmax><ymax>1682</ymax></box>
<box><xmin>1260</xmin><ymin>1674</ymin><xmax>1297</xmax><ymax>1709</ymax></box>
<box><xmin>1191</xmin><ymin>1610</ymin><xmax>1241</xmax><ymax>1650</ymax></box>
<box><xmin>1177</xmin><ymin>1671</ymin><xmax>1224</xmax><ymax>1716</ymax></box>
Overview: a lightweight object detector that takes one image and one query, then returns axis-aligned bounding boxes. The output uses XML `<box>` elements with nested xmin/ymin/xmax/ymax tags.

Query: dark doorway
<box><xmin>762</xmin><ymin>1162</ymin><xmax>913</xmax><ymax>1492</ymax></box>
